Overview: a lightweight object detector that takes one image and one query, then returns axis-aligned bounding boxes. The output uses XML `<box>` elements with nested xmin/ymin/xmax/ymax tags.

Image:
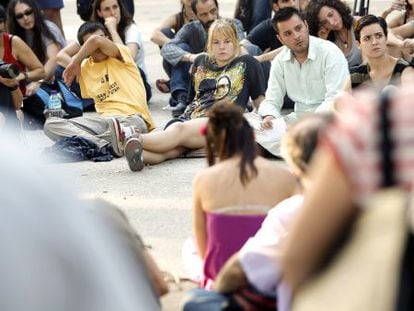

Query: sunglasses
<box><xmin>15</xmin><ymin>9</ymin><xmax>33</xmax><ymax>20</ymax></box>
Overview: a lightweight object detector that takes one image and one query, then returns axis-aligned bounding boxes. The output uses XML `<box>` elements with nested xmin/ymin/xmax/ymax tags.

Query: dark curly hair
<box><xmin>205</xmin><ymin>100</ymin><xmax>258</xmax><ymax>186</ymax></box>
<box><xmin>91</xmin><ymin>0</ymin><xmax>133</xmax><ymax>44</ymax></box>
<box><xmin>306</xmin><ymin>0</ymin><xmax>353</xmax><ymax>41</ymax></box>
<box><xmin>7</xmin><ymin>0</ymin><xmax>58</xmax><ymax>64</ymax></box>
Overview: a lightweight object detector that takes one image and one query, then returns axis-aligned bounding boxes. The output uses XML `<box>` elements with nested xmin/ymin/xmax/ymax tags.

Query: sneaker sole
<box><xmin>108</xmin><ymin>118</ymin><xmax>124</xmax><ymax>157</ymax></box>
<box><xmin>125</xmin><ymin>137</ymin><xmax>144</xmax><ymax>172</ymax></box>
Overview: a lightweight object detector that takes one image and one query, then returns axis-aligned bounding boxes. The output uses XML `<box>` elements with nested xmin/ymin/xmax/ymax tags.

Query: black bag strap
<box><xmin>379</xmin><ymin>88</ymin><xmax>395</xmax><ymax>188</ymax></box>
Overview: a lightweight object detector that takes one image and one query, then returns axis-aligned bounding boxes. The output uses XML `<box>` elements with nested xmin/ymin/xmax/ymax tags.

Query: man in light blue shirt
<box><xmin>259</xmin><ymin>7</ymin><xmax>349</xmax><ymax>128</ymax></box>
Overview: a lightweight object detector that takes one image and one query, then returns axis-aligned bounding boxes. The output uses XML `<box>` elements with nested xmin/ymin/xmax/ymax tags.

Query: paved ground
<box><xmin>24</xmin><ymin>1</ymin><xmax>389</xmax><ymax>309</ymax></box>
<box><xmin>27</xmin><ymin>1</ymin><xmax>239</xmax><ymax>309</ymax></box>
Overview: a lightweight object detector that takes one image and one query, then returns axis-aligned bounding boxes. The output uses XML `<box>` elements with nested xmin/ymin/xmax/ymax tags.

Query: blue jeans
<box><xmin>250</xmin><ymin>0</ymin><xmax>271</xmax><ymax>31</ymax></box>
<box><xmin>182</xmin><ymin>288</ymin><xmax>232</xmax><ymax>311</ymax></box>
<box><xmin>167</xmin><ymin>43</ymin><xmax>192</xmax><ymax>104</ymax></box>
<box><xmin>160</xmin><ymin>28</ymin><xmax>176</xmax><ymax>76</ymax></box>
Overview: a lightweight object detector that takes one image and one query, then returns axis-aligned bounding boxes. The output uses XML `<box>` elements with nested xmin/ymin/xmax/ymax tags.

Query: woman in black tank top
<box><xmin>346</xmin><ymin>15</ymin><xmax>414</xmax><ymax>92</ymax></box>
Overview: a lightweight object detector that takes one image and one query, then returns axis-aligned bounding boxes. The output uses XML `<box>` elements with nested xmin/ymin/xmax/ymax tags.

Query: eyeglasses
<box><xmin>15</xmin><ymin>9</ymin><xmax>33</xmax><ymax>20</ymax></box>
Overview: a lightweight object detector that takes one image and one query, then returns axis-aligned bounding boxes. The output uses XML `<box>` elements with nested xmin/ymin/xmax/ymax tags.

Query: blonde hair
<box><xmin>281</xmin><ymin>113</ymin><xmax>333</xmax><ymax>174</ymax></box>
<box><xmin>206</xmin><ymin>19</ymin><xmax>240</xmax><ymax>62</ymax></box>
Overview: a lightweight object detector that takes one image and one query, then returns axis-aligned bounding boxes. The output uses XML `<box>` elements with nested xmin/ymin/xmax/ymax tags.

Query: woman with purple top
<box><xmin>185</xmin><ymin>101</ymin><xmax>297</xmax><ymax>288</ymax></box>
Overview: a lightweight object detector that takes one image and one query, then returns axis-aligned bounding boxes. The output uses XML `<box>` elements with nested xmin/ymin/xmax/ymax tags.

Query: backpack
<box><xmin>23</xmin><ymin>80</ymin><xmax>83</xmax><ymax>129</ymax></box>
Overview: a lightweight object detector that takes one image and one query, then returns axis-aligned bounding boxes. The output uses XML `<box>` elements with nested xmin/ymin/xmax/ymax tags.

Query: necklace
<box><xmin>337</xmin><ymin>29</ymin><xmax>349</xmax><ymax>49</ymax></box>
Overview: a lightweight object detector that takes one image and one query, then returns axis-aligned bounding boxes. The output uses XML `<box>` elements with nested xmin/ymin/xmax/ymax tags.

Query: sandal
<box><xmin>156</xmin><ymin>79</ymin><xmax>171</xmax><ymax>93</ymax></box>
<box><xmin>179</xmin><ymin>148</ymin><xmax>206</xmax><ymax>158</ymax></box>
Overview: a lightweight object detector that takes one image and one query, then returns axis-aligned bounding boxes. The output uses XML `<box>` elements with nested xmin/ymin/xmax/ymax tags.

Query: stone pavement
<box><xmin>24</xmin><ymin>1</ymin><xmax>390</xmax><ymax>309</ymax></box>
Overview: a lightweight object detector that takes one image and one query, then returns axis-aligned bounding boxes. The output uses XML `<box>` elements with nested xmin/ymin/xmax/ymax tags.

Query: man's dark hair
<box><xmin>77</xmin><ymin>21</ymin><xmax>108</xmax><ymax>45</ymax></box>
<box><xmin>272</xmin><ymin>7</ymin><xmax>303</xmax><ymax>34</ymax></box>
<box><xmin>354</xmin><ymin>15</ymin><xmax>388</xmax><ymax>42</ymax></box>
<box><xmin>191</xmin><ymin>0</ymin><xmax>218</xmax><ymax>15</ymax></box>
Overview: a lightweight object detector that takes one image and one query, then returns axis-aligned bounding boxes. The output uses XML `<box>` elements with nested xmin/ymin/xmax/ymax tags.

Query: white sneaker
<box><xmin>124</xmin><ymin>133</ymin><xmax>144</xmax><ymax>172</ymax></box>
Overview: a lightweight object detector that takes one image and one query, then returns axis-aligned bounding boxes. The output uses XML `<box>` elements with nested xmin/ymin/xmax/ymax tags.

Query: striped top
<box><xmin>322</xmin><ymin>89</ymin><xmax>414</xmax><ymax>205</ymax></box>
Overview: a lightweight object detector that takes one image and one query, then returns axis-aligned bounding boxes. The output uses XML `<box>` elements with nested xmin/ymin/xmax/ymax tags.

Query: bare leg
<box><xmin>142</xmin><ymin>118</ymin><xmax>207</xmax><ymax>153</ymax></box>
<box><xmin>143</xmin><ymin>146</ymin><xmax>187</xmax><ymax>165</ymax></box>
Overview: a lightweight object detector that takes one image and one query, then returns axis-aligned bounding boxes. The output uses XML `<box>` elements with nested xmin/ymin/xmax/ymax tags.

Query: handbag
<box><xmin>292</xmin><ymin>90</ymin><xmax>414</xmax><ymax>311</ymax></box>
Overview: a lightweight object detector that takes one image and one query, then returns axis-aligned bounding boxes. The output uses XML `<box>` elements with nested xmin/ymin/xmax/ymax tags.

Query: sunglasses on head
<box><xmin>15</xmin><ymin>9</ymin><xmax>33</xmax><ymax>20</ymax></box>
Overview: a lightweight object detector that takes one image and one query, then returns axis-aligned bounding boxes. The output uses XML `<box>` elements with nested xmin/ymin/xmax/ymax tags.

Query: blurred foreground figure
<box><xmin>0</xmin><ymin>133</ymin><xmax>162</xmax><ymax>311</ymax></box>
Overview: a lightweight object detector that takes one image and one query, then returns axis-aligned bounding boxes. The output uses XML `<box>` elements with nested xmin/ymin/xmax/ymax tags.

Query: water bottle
<box><xmin>44</xmin><ymin>90</ymin><xmax>64</xmax><ymax>118</ymax></box>
<box><xmin>48</xmin><ymin>90</ymin><xmax>61</xmax><ymax>110</ymax></box>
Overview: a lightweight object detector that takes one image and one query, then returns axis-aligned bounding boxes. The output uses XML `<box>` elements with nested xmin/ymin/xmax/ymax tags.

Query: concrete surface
<box><xmin>25</xmin><ymin>1</ymin><xmax>239</xmax><ymax>309</ymax></box>
<box><xmin>23</xmin><ymin>1</ymin><xmax>389</xmax><ymax>309</ymax></box>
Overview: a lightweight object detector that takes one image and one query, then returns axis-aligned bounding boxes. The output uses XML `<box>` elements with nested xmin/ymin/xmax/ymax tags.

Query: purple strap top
<box><xmin>202</xmin><ymin>212</ymin><xmax>266</xmax><ymax>287</ymax></box>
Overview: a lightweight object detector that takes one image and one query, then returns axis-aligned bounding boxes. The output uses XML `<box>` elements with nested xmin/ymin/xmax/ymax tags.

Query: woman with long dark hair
<box><xmin>186</xmin><ymin>101</ymin><xmax>297</xmax><ymax>288</ymax></box>
<box><xmin>0</xmin><ymin>3</ymin><xmax>44</xmax><ymax>128</ymax></box>
<box><xmin>7</xmin><ymin>0</ymin><xmax>64</xmax><ymax>96</ymax></box>
<box><xmin>306</xmin><ymin>0</ymin><xmax>362</xmax><ymax>67</ymax></box>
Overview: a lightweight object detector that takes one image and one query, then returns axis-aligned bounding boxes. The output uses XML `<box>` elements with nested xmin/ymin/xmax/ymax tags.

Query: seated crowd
<box><xmin>1</xmin><ymin>0</ymin><xmax>414</xmax><ymax>310</ymax></box>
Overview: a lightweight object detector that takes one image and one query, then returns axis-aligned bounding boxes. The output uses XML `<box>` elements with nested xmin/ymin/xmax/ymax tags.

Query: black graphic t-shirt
<box><xmin>187</xmin><ymin>54</ymin><xmax>266</xmax><ymax>115</ymax></box>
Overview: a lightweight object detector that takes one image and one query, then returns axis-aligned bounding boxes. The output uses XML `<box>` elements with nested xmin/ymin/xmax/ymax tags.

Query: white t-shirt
<box><xmin>125</xmin><ymin>23</ymin><xmax>147</xmax><ymax>75</ymax></box>
<box><xmin>239</xmin><ymin>194</ymin><xmax>303</xmax><ymax>295</ymax></box>
<box><xmin>44</xmin><ymin>20</ymin><xmax>66</xmax><ymax>49</ymax></box>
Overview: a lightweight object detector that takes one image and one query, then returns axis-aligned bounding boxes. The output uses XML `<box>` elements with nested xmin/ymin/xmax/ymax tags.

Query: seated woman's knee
<box><xmin>168</xmin><ymin>120</ymin><xmax>186</xmax><ymax>133</ymax></box>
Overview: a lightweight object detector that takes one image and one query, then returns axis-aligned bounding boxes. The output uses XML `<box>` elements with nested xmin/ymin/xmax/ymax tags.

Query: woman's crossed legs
<box><xmin>142</xmin><ymin>117</ymin><xmax>208</xmax><ymax>165</ymax></box>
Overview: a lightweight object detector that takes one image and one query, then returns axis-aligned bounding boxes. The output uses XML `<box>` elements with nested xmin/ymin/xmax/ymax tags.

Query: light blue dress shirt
<box><xmin>258</xmin><ymin>36</ymin><xmax>349</xmax><ymax>124</ymax></box>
